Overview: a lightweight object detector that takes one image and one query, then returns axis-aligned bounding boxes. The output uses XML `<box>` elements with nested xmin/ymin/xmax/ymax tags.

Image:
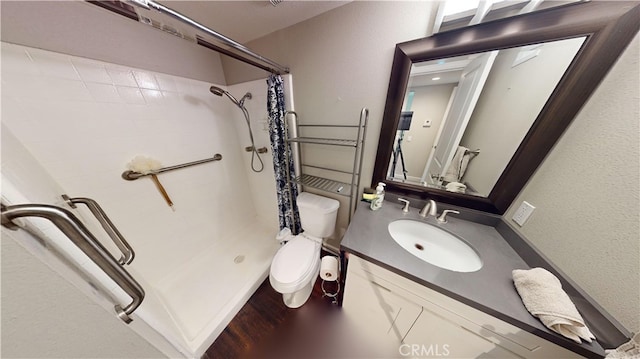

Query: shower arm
<box><xmin>127</xmin><ymin>0</ymin><xmax>290</xmax><ymax>74</ymax></box>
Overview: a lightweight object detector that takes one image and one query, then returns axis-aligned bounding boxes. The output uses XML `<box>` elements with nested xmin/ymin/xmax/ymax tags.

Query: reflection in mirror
<box><xmin>387</xmin><ymin>37</ymin><xmax>586</xmax><ymax>197</ymax></box>
<box><xmin>374</xmin><ymin>2</ymin><xmax>639</xmax><ymax>214</ymax></box>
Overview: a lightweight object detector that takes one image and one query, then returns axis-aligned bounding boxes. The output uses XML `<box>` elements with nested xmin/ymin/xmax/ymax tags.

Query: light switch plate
<box><xmin>512</xmin><ymin>201</ymin><xmax>535</xmax><ymax>226</ymax></box>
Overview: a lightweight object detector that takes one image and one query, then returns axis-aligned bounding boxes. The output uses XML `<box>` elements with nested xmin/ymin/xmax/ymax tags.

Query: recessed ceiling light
<box><xmin>432</xmin><ymin>77</ymin><xmax>441</xmax><ymax>81</ymax></box>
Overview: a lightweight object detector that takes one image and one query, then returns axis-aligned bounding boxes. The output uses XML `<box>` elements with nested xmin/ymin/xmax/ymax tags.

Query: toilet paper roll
<box><xmin>320</xmin><ymin>256</ymin><xmax>339</xmax><ymax>281</ymax></box>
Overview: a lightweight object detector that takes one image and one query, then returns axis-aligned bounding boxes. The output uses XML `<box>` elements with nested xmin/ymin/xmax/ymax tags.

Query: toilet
<box><xmin>269</xmin><ymin>192</ymin><xmax>340</xmax><ymax>308</ymax></box>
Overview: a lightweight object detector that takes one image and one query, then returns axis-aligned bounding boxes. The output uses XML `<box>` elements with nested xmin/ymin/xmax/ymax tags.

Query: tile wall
<box><xmin>1</xmin><ymin>42</ymin><xmax>277</xmax><ymax>284</ymax></box>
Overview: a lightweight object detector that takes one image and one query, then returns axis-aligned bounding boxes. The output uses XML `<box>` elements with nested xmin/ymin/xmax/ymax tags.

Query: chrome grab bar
<box><xmin>1</xmin><ymin>204</ymin><xmax>144</xmax><ymax>324</ymax></box>
<box><xmin>62</xmin><ymin>195</ymin><xmax>134</xmax><ymax>265</ymax></box>
<box><xmin>121</xmin><ymin>153</ymin><xmax>223</xmax><ymax>181</ymax></box>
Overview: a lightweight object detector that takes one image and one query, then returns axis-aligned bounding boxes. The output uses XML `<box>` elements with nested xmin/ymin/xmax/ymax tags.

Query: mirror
<box><xmin>373</xmin><ymin>1</ymin><xmax>640</xmax><ymax>214</ymax></box>
<box><xmin>387</xmin><ymin>37</ymin><xmax>585</xmax><ymax>197</ymax></box>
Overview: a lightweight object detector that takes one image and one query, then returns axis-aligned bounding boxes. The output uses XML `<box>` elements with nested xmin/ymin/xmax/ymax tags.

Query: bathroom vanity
<box><xmin>339</xmin><ymin>3</ymin><xmax>637</xmax><ymax>358</ymax></box>
<box><xmin>340</xmin><ymin>201</ymin><xmax>613</xmax><ymax>358</ymax></box>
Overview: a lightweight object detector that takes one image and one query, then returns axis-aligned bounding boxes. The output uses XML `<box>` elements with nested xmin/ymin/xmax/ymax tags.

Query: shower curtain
<box><xmin>267</xmin><ymin>74</ymin><xmax>301</xmax><ymax>235</ymax></box>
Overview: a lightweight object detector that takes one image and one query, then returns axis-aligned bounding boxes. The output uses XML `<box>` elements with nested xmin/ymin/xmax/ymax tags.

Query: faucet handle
<box><xmin>437</xmin><ymin>210</ymin><xmax>460</xmax><ymax>223</ymax></box>
<box><xmin>398</xmin><ymin>198</ymin><xmax>410</xmax><ymax>213</ymax></box>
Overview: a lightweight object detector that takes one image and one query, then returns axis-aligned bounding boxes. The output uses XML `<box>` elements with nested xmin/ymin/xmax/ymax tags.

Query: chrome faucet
<box><xmin>419</xmin><ymin>200</ymin><xmax>437</xmax><ymax>218</ymax></box>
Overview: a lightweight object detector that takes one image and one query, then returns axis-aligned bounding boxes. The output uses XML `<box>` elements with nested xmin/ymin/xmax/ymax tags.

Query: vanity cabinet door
<box><xmin>342</xmin><ymin>270</ymin><xmax>422</xmax><ymax>345</ymax></box>
<box><xmin>403</xmin><ymin>306</ymin><xmax>522</xmax><ymax>359</ymax></box>
<box><xmin>344</xmin><ymin>255</ymin><xmax>584</xmax><ymax>359</ymax></box>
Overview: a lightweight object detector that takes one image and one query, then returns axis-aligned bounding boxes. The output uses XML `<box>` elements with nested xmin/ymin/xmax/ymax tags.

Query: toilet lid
<box><xmin>271</xmin><ymin>237</ymin><xmax>318</xmax><ymax>284</ymax></box>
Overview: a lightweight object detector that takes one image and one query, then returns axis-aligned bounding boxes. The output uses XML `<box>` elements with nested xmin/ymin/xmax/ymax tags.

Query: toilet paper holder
<box><xmin>320</xmin><ymin>255</ymin><xmax>340</xmax><ymax>304</ymax></box>
<box><xmin>321</xmin><ymin>279</ymin><xmax>340</xmax><ymax>305</ymax></box>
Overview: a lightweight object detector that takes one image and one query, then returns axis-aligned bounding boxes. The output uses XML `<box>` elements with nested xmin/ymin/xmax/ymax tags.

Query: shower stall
<box><xmin>1</xmin><ymin>41</ymin><xmax>293</xmax><ymax>358</ymax></box>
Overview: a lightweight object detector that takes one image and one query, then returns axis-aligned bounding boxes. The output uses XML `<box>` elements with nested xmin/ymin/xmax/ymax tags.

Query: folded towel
<box><xmin>442</xmin><ymin>146</ymin><xmax>471</xmax><ymax>183</ymax></box>
<box><xmin>512</xmin><ymin>268</ymin><xmax>595</xmax><ymax>343</ymax></box>
<box><xmin>445</xmin><ymin>181</ymin><xmax>467</xmax><ymax>193</ymax></box>
<box><xmin>606</xmin><ymin>332</ymin><xmax>640</xmax><ymax>358</ymax></box>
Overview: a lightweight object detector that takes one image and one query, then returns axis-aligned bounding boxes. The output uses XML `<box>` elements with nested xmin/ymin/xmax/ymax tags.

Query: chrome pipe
<box><xmin>128</xmin><ymin>0</ymin><xmax>290</xmax><ymax>74</ymax></box>
<box><xmin>62</xmin><ymin>195</ymin><xmax>135</xmax><ymax>265</ymax></box>
<box><xmin>1</xmin><ymin>204</ymin><xmax>144</xmax><ymax>323</ymax></box>
<box><xmin>349</xmin><ymin>108</ymin><xmax>368</xmax><ymax>221</ymax></box>
<box><xmin>285</xmin><ymin>111</ymin><xmax>302</xmax><ymax>185</ymax></box>
<box><xmin>302</xmin><ymin>163</ymin><xmax>353</xmax><ymax>175</ymax></box>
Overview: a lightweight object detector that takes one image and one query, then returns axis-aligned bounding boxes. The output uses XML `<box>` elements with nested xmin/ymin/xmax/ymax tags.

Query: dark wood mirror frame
<box><xmin>373</xmin><ymin>1</ymin><xmax>639</xmax><ymax>214</ymax></box>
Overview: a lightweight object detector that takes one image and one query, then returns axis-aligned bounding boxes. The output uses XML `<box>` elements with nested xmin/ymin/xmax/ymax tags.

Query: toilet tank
<box><xmin>297</xmin><ymin>192</ymin><xmax>340</xmax><ymax>238</ymax></box>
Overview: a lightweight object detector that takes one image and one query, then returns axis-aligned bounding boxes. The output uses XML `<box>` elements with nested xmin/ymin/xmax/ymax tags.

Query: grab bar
<box><xmin>62</xmin><ymin>195</ymin><xmax>134</xmax><ymax>265</ymax></box>
<box><xmin>121</xmin><ymin>153</ymin><xmax>223</xmax><ymax>181</ymax></box>
<box><xmin>1</xmin><ymin>203</ymin><xmax>144</xmax><ymax>324</ymax></box>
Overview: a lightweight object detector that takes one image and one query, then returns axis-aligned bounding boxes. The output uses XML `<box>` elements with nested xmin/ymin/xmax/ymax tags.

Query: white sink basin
<box><xmin>388</xmin><ymin>220</ymin><xmax>482</xmax><ymax>273</ymax></box>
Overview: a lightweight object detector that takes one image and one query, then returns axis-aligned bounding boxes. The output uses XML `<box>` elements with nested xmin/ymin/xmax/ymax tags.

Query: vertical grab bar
<box><xmin>62</xmin><ymin>195</ymin><xmax>134</xmax><ymax>265</ymax></box>
<box><xmin>1</xmin><ymin>203</ymin><xmax>144</xmax><ymax>324</ymax></box>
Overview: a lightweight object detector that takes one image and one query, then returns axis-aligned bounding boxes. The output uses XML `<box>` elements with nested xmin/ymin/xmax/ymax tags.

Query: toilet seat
<box><xmin>270</xmin><ymin>235</ymin><xmax>321</xmax><ymax>293</ymax></box>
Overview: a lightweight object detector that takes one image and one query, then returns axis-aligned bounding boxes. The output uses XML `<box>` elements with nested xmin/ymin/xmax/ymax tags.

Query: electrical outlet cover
<box><xmin>512</xmin><ymin>201</ymin><xmax>535</xmax><ymax>226</ymax></box>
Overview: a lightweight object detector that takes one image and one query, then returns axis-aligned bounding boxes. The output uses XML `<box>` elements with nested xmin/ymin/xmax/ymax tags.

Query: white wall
<box><xmin>2</xmin><ymin>0</ymin><xmax>635</xmax><ymax>341</ymax></box>
<box><xmin>2</xmin><ymin>234</ymin><xmax>167</xmax><ymax>359</ymax></box>
<box><xmin>398</xmin><ymin>84</ymin><xmax>455</xmax><ymax>179</ymax></box>
<box><xmin>1</xmin><ymin>42</ymin><xmax>268</xmax><ymax>286</ymax></box>
<box><xmin>1</xmin><ymin>0</ymin><xmax>436</xmax><ymax>250</ymax></box>
<box><xmin>461</xmin><ymin>37</ymin><xmax>585</xmax><ymax>195</ymax></box>
<box><xmin>1</xmin><ymin>126</ymin><xmax>175</xmax><ymax>358</ymax></box>
<box><xmin>1</xmin><ymin>3</ymin><xmax>283</xmax><ymax>355</ymax></box>
<box><xmin>222</xmin><ymin>2</ymin><xmax>437</xmax><ymax>246</ymax></box>
<box><xmin>505</xmin><ymin>34</ymin><xmax>640</xmax><ymax>333</ymax></box>
<box><xmin>0</xmin><ymin>1</ymin><xmax>226</xmax><ymax>84</ymax></box>
<box><xmin>227</xmin><ymin>77</ymin><xmax>293</xmax><ymax>227</ymax></box>
<box><xmin>236</xmin><ymin>1</ymin><xmax>639</xmax><ymax>334</ymax></box>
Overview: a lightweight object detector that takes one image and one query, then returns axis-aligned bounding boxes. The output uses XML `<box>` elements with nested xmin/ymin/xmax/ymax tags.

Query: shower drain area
<box><xmin>153</xmin><ymin>230</ymin><xmax>280</xmax><ymax>343</ymax></box>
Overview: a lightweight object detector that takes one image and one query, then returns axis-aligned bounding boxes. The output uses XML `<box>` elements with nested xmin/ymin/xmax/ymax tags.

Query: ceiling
<box><xmin>136</xmin><ymin>1</ymin><xmax>351</xmax><ymax>44</ymax></box>
<box><xmin>408</xmin><ymin>54</ymin><xmax>480</xmax><ymax>87</ymax></box>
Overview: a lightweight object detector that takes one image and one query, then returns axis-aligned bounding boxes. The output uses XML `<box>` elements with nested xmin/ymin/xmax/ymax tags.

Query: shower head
<box><xmin>209</xmin><ymin>85</ymin><xmax>225</xmax><ymax>97</ymax></box>
<box><xmin>209</xmin><ymin>85</ymin><xmax>251</xmax><ymax>109</ymax></box>
<box><xmin>210</xmin><ymin>85</ymin><xmax>240</xmax><ymax>106</ymax></box>
<box><xmin>209</xmin><ymin>85</ymin><xmax>262</xmax><ymax>172</ymax></box>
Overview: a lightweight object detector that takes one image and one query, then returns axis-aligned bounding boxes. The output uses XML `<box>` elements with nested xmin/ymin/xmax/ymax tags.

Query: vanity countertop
<box><xmin>340</xmin><ymin>201</ymin><xmax>606</xmax><ymax>358</ymax></box>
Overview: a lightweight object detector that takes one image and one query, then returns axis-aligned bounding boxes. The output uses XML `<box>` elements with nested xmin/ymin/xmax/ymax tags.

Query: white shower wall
<box><xmin>228</xmin><ymin>79</ymin><xmax>278</xmax><ymax>227</ymax></box>
<box><xmin>1</xmin><ymin>42</ymin><xmax>278</xmax><ymax>284</ymax></box>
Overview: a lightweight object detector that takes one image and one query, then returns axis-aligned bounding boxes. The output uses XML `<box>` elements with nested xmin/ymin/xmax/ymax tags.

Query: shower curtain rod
<box><xmin>127</xmin><ymin>0</ymin><xmax>290</xmax><ymax>74</ymax></box>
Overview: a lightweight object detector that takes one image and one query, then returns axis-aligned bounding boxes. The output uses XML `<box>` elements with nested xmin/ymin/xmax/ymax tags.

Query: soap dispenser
<box><xmin>370</xmin><ymin>182</ymin><xmax>386</xmax><ymax>211</ymax></box>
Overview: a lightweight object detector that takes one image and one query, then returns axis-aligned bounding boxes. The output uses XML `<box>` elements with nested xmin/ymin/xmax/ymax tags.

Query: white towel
<box><xmin>512</xmin><ymin>268</ymin><xmax>595</xmax><ymax>343</ymax></box>
<box><xmin>442</xmin><ymin>146</ymin><xmax>471</xmax><ymax>183</ymax></box>
<box><xmin>606</xmin><ymin>333</ymin><xmax>640</xmax><ymax>358</ymax></box>
<box><xmin>445</xmin><ymin>181</ymin><xmax>467</xmax><ymax>193</ymax></box>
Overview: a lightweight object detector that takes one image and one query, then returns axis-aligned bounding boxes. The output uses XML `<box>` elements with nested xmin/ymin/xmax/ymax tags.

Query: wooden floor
<box><xmin>203</xmin><ymin>277</ymin><xmax>342</xmax><ymax>359</ymax></box>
